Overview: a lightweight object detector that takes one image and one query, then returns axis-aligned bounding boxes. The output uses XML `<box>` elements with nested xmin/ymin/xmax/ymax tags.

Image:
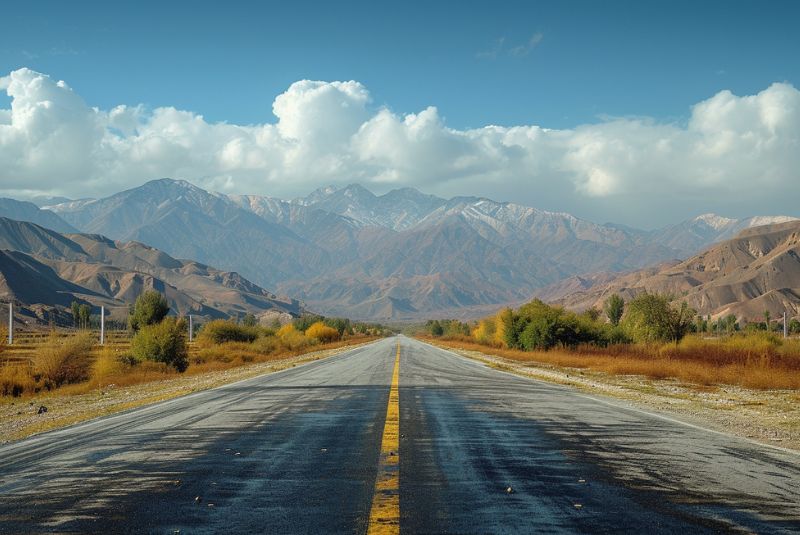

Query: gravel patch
<box><xmin>433</xmin><ymin>342</ymin><xmax>800</xmax><ymax>453</ymax></box>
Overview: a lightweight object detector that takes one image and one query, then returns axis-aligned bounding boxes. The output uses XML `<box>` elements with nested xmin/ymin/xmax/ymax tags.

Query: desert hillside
<box><xmin>0</xmin><ymin>217</ymin><xmax>301</xmax><ymax>325</ymax></box>
<box><xmin>553</xmin><ymin>221</ymin><xmax>800</xmax><ymax>321</ymax></box>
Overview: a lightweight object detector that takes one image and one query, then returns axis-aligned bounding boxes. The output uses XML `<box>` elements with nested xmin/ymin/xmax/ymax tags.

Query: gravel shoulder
<box><xmin>0</xmin><ymin>341</ymin><xmax>375</xmax><ymax>444</ymax></box>
<box><xmin>425</xmin><ymin>339</ymin><xmax>800</xmax><ymax>453</ymax></box>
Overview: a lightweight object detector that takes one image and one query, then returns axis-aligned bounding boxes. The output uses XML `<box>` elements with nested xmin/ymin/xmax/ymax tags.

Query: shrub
<box><xmin>603</xmin><ymin>295</ymin><xmax>624</xmax><ymax>326</ymax></box>
<box><xmin>0</xmin><ymin>363</ymin><xmax>36</xmax><ymax>397</ymax></box>
<box><xmin>277</xmin><ymin>323</ymin><xmax>298</xmax><ymax>339</ymax></box>
<box><xmin>305</xmin><ymin>321</ymin><xmax>340</xmax><ymax>343</ymax></box>
<box><xmin>91</xmin><ymin>346</ymin><xmax>129</xmax><ymax>385</ymax></box>
<box><xmin>33</xmin><ymin>332</ymin><xmax>95</xmax><ymax>389</ymax></box>
<box><xmin>622</xmin><ymin>293</ymin><xmax>695</xmax><ymax>345</ymax></box>
<box><xmin>277</xmin><ymin>324</ymin><xmax>311</xmax><ymax>349</ymax></box>
<box><xmin>472</xmin><ymin>318</ymin><xmax>496</xmax><ymax>345</ymax></box>
<box><xmin>128</xmin><ymin>291</ymin><xmax>170</xmax><ymax>332</ymax></box>
<box><xmin>325</xmin><ymin>317</ymin><xmax>352</xmax><ymax>336</ymax></box>
<box><xmin>241</xmin><ymin>313</ymin><xmax>258</xmax><ymax>327</ymax></box>
<box><xmin>131</xmin><ymin>318</ymin><xmax>188</xmax><ymax>371</ymax></box>
<box><xmin>251</xmin><ymin>335</ymin><xmax>280</xmax><ymax>355</ymax></box>
<box><xmin>790</xmin><ymin>319</ymin><xmax>800</xmax><ymax>334</ymax></box>
<box><xmin>427</xmin><ymin>320</ymin><xmax>444</xmax><ymax>336</ymax></box>
<box><xmin>494</xmin><ymin>309</ymin><xmax>512</xmax><ymax>348</ymax></box>
<box><xmin>198</xmin><ymin>319</ymin><xmax>260</xmax><ymax>345</ymax></box>
<box><xmin>294</xmin><ymin>313</ymin><xmax>324</xmax><ymax>332</ymax></box>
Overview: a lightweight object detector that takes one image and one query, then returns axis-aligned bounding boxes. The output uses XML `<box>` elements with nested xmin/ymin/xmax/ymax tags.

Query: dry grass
<box><xmin>0</xmin><ymin>362</ymin><xmax>36</xmax><ymax>397</ymax></box>
<box><xmin>0</xmin><ymin>331</ymin><xmax>380</xmax><ymax>399</ymax></box>
<box><xmin>32</xmin><ymin>332</ymin><xmax>96</xmax><ymax>389</ymax></box>
<box><xmin>422</xmin><ymin>333</ymin><xmax>800</xmax><ymax>390</ymax></box>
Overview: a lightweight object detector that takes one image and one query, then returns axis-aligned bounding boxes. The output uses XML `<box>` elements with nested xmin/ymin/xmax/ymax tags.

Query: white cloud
<box><xmin>509</xmin><ymin>32</ymin><xmax>544</xmax><ymax>57</ymax></box>
<box><xmin>0</xmin><ymin>67</ymin><xmax>799</xmax><ymax>225</ymax></box>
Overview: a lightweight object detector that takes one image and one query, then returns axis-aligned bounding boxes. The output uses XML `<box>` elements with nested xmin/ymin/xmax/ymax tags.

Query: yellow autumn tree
<box><xmin>472</xmin><ymin>317</ymin><xmax>496</xmax><ymax>344</ymax></box>
<box><xmin>276</xmin><ymin>323</ymin><xmax>297</xmax><ymax>339</ymax></box>
<box><xmin>276</xmin><ymin>323</ymin><xmax>311</xmax><ymax>349</ymax></box>
<box><xmin>305</xmin><ymin>321</ymin><xmax>340</xmax><ymax>343</ymax></box>
<box><xmin>493</xmin><ymin>308</ymin><xmax>512</xmax><ymax>348</ymax></box>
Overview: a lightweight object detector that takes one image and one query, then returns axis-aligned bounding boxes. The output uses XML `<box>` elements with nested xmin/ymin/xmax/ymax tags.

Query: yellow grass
<box><xmin>0</xmin><ymin>331</ymin><xmax>379</xmax><ymax>399</ymax></box>
<box><xmin>423</xmin><ymin>333</ymin><xmax>800</xmax><ymax>390</ymax></box>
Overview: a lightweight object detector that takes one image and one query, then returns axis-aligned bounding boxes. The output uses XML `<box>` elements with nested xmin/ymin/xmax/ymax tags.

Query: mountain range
<box><xmin>0</xmin><ymin>217</ymin><xmax>300</xmax><ymax>326</ymax></box>
<box><xmin>545</xmin><ymin>220</ymin><xmax>800</xmax><ymax>321</ymax></box>
<box><xmin>2</xmin><ymin>178</ymin><xmax>793</xmax><ymax>320</ymax></box>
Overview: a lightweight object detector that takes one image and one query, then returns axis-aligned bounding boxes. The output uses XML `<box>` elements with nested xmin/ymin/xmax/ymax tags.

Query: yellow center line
<box><xmin>367</xmin><ymin>341</ymin><xmax>401</xmax><ymax>534</ymax></box>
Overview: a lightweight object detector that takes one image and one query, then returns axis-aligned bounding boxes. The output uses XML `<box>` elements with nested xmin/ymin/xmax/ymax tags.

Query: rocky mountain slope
<box><xmin>0</xmin><ymin>198</ymin><xmax>77</xmax><ymax>233</ymax></box>
<box><xmin>43</xmin><ymin>178</ymin><xmax>797</xmax><ymax>319</ymax></box>
<box><xmin>0</xmin><ymin>217</ymin><xmax>301</xmax><ymax>324</ymax></box>
<box><xmin>552</xmin><ymin>221</ymin><xmax>800</xmax><ymax>321</ymax></box>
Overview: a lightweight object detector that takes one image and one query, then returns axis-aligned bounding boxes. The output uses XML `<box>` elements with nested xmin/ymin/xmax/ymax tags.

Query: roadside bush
<box><xmin>0</xmin><ymin>363</ymin><xmax>36</xmax><ymax>397</ymax></box>
<box><xmin>241</xmin><ymin>313</ymin><xmax>258</xmax><ymax>327</ymax></box>
<box><xmin>277</xmin><ymin>324</ymin><xmax>311</xmax><ymax>349</ymax></box>
<box><xmin>790</xmin><ymin>319</ymin><xmax>800</xmax><ymax>334</ymax></box>
<box><xmin>91</xmin><ymin>346</ymin><xmax>129</xmax><ymax>385</ymax></box>
<box><xmin>622</xmin><ymin>293</ymin><xmax>695</xmax><ymax>345</ymax></box>
<box><xmin>33</xmin><ymin>332</ymin><xmax>95</xmax><ymax>389</ymax></box>
<box><xmin>251</xmin><ymin>335</ymin><xmax>280</xmax><ymax>355</ymax></box>
<box><xmin>131</xmin><ymin>318</ymin><xmax>188</xmax><ymax>372</ymax></box>
<box><xmin>128</xmin><ymin>290</ymin><xmax>170</xmax><ymax>332</ymax></box>
<box><xmin>305</xmin><ymin>321</ymin><xmax>339</xmax><ymax>343</ymax></box>
<box><xmin>505</xmin><ymin>300</ymin><xmax>612</xmax><ymax>350</ymax></box>
<box><xmin>472</xmin><ymin>318</ymin><xmax>496</xmax><ymax>345</ymax></box>
<box><xmin>198</xmin><ymin>319</ymin><xmax>260</xmax><ymax>345</ymax></box>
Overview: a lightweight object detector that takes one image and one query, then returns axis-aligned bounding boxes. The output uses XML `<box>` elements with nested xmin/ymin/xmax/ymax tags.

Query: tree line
<box><xmin>425</xmin><ymin>292</ymin><xmax>800</xmax><ymax>350</ymax></box>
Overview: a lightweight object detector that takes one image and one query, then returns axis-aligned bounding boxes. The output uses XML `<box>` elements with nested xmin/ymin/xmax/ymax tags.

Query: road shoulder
<box><xmin>0</xmin><ymin>340</ymin><xmax>378</xmax><ymax>444</ymax></box>
<box><xmin>420</xmin><ymin>338</ymin><xmax>800</xmax><ymax>453</ymax></box>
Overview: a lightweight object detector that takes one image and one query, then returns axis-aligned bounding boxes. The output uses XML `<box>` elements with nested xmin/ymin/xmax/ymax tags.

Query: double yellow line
<box><xmin>367</xmin><ymin>341</ymin><xmax>401</xmax><ymax>534</ymax></box>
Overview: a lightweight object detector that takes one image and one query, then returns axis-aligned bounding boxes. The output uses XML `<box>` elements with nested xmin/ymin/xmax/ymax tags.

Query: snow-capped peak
<box><xmin>744</xmin><ymin>215</ymin><xmax>798</xmax><ymax>228</ymax></box>
<box><xmin>693</xmin><ymin>213</ymin><xmax>736</xmax><ymax>230</ymax></box>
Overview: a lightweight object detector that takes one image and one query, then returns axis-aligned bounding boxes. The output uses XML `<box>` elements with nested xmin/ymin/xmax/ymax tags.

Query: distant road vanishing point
<box><xmin>1</xmin><ymin>337</ymin><xmax>798</xmax><ymax>534</ymax></box>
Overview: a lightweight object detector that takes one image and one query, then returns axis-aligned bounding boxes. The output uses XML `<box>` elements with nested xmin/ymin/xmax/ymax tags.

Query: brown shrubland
<box><xmin>423</xmin><ymin>332</ymin><xmax>800</xmax><ymax>390</ymax></box>
<box><xmin>0</xmin><ymin>324</ymin><xmax>378</xmax><ymax>399</ymax></box>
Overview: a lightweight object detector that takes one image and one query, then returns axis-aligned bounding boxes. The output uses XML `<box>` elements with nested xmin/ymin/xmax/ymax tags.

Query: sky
<box><xmin>1</xmin><ymin>0</ymin><xmax>799</xmax><ymax>228</ymax></box>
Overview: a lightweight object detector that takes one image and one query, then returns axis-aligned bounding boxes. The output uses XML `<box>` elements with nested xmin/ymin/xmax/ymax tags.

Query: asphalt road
<box><xmin>0</xmin><ymin>336</ymin><xmax>798</xmax><ymax>534</ymax></box>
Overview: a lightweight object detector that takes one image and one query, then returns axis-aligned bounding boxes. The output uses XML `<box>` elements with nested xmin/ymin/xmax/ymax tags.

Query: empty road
<box><xmin>1</xmin><ymin>336</ymin><xmax>798</xmax><ymax>534</ymax></box>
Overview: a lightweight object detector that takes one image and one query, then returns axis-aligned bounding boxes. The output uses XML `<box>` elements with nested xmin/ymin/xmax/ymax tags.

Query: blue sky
<box><xmin>1</xmin><ymin>1</ymin><xmax>799</xmax><ymax>227</ymax></box>
<box><xmin>4</xmin><ymin>0</ymin><xmax>797</xmax><ymax>129</ymax></box>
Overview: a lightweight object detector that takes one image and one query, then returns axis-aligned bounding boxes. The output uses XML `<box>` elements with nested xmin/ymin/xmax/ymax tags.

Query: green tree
<box><xmin>582</xmin><ymin>307</ymin><xmax>601</xmax><ymax>322</ymax></box>
<box><xmin>720</xmin><ymin>314</ymin><xmax>738</xmax><ymax>334</ymax></box>
<box><xmin>294</xmin><ymin>313</ymin><xmax>323</xmax><ymax>332</ymax></box>
<box><xmin>130</xmin><ymin>317</ymin><xmax>188</xmax><ymax>371</ymax></box>
<box><xmin>695</xmin><ymin>315</ymin><xmax>707</xmax><ymax>334</ymax></box>
<box><xmin>430</xmin><ymin>320</ymin><xmax>444</xmax><ymax>336</ymax></box>
<box><xmin>78</xmin><ymin>304</ymin><xmax>91</xmax><ymax>330</ymax></box>
<box><xmin>622</xmin><ymin>293</ymin><xmax>695</xmax><ymax>344</ymax></box>
<box><xmin>789</xmin><ymin>318</ymin><xmax>800</xmax><ymax>334</ymax></box>
<box><xmin>764</xmin><ymin>310</ymin><xmax>772</xmax><ymax>332</ymax></box>
<box><xmin>603</xmin><ymin>295</ymin><xmax>625</xmax><ymax>326</ymax></box>
<box><xmin>71</xmin><ymin>301</ymin><xmax>81</xmax><ymax>328</ymax></box>
<box><xmin>666</xmin><ymin>301</ymin><xmax>696</xmax><ymax>345</ymax></box>
<box><xmin>241</xmin><ymin>313</ymin><xmax>258</xmax><ymax>327</ymax></box>
<box><xmin>128</xmin><ymin>291</ymin><xmax>170</xmax><ymax>332</ymax></box>
<box><xmin>325</xmin><ymin>317</ymin><xmax>352</xmax><ymax>337</ymax></box>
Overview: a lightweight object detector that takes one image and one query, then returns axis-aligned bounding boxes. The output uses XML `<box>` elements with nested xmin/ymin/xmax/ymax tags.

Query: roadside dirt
<box><xmin>429</xmin><ymin>340</ymin><xmax>800</xmax><ymax>453</ymax></box>
<box><xmin>0</xmin><ymin>342</ymin><xmax>369</xmax><ymax>444</ymax></box>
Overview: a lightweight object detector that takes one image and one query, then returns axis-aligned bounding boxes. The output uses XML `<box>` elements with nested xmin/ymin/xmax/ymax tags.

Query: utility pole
<box><xmin>100</xmin><ymin>305</ymin><xmax>105</xmax><ymax>345</ymax></box>
<box><xmin>784</xmin><ymin>311</ymin><xmax>788</xmax><ymax>339</ymax></box>
<box><xmin>188</xmin><ymin>314</ymin><xmax>193</xmax><ymax>342</ymax></box>
<box><xmin>7</xmin><ymin>302</ymin><xmax>12</xmax><ymax>345</ymax></box>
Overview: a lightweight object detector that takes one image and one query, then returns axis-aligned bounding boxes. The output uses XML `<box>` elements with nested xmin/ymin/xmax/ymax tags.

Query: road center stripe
<box><xmin>367</xmin><ymin>341</ymin><xmax>401</xmax><ymax>534</ymax></box>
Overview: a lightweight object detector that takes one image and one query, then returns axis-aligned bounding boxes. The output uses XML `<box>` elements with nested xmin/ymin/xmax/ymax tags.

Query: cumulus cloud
<box><xmin>0</xmin><ymin>67</ymin><xmax>799</xmax><ymax>225</ymax></box>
